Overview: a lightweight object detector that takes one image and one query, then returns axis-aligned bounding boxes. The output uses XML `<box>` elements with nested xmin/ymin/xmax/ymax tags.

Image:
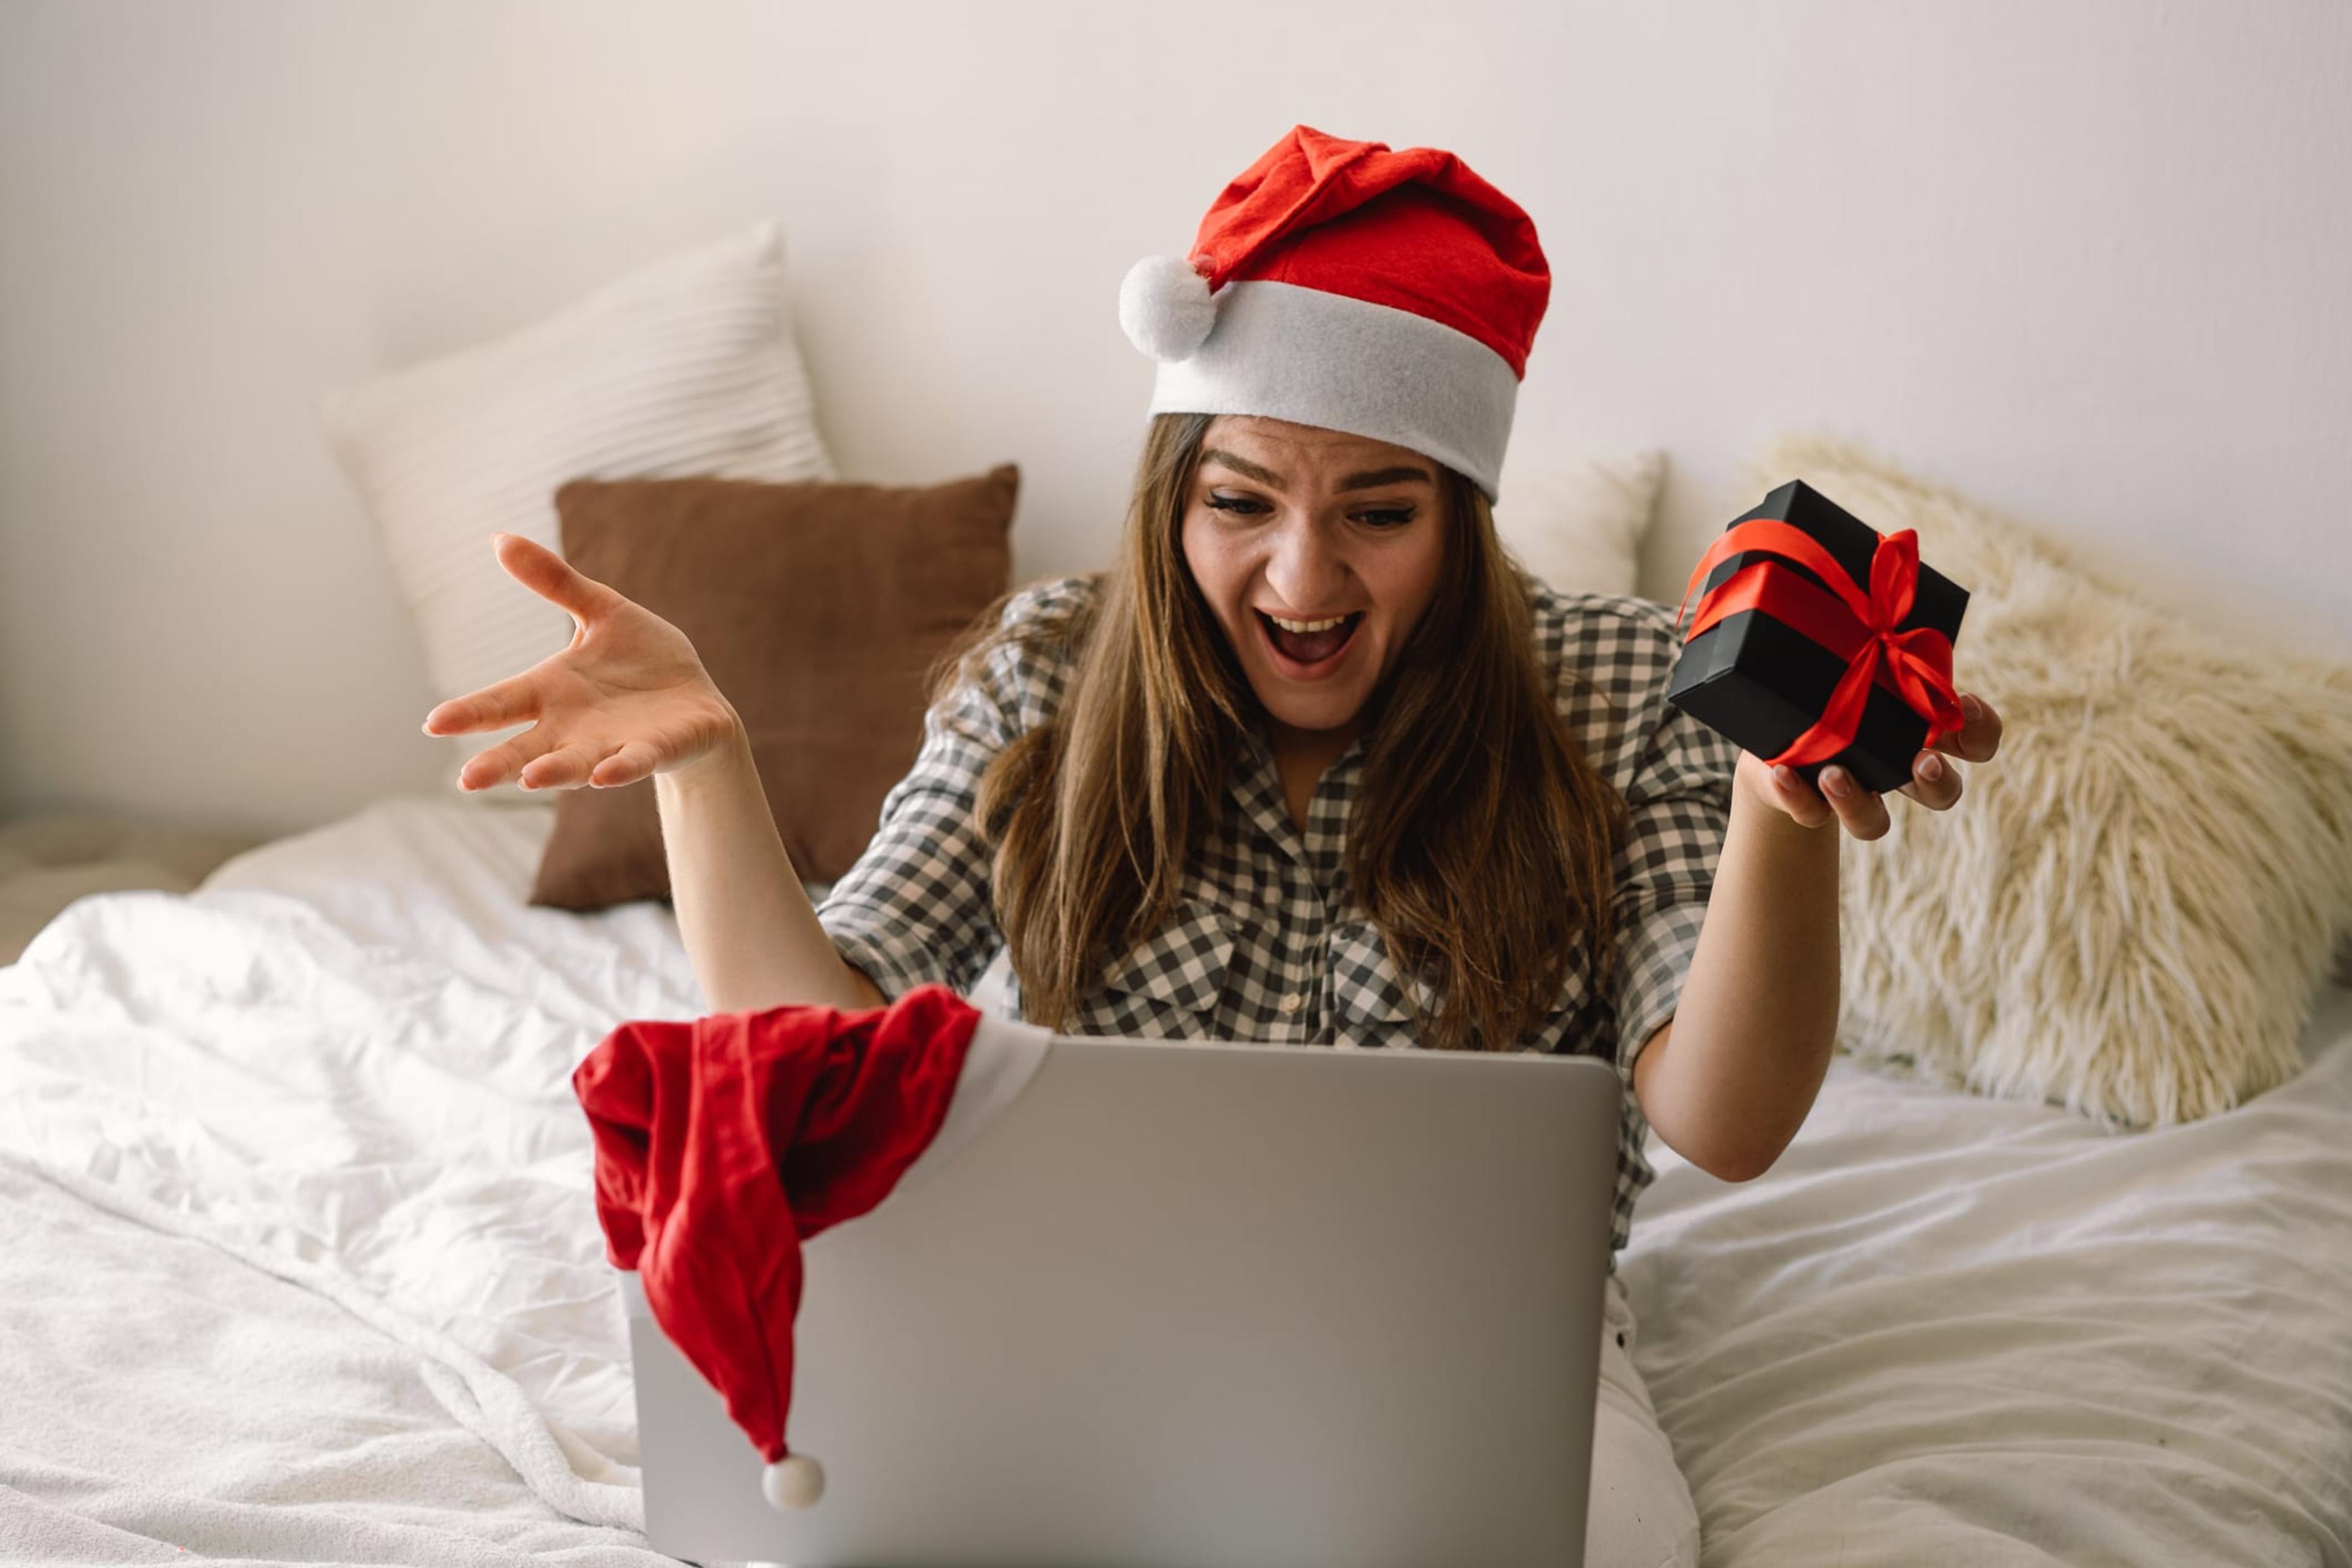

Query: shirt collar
<box><xmin>1231</xmin><ymin>721</ymin><xmax>1367</xmax><ymax>889</ymax></box>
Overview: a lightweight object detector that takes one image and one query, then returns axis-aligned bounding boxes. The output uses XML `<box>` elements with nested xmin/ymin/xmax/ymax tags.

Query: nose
<box><xmin>1261</xmin><ymin>514</ymin><xmax>1353</xmax><ymax>612</ymax></box>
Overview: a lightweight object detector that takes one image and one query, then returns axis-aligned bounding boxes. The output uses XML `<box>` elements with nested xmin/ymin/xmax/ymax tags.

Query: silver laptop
<box><xmin>624</xmin><ymin>1014</ymin><xmax>1623</xmax><ymax>1568</ymax></box>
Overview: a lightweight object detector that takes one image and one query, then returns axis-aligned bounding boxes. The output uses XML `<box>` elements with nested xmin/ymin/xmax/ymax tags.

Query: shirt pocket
<box><xmin>1331</xmin><ymin>919</ymin><xmax>1596</xmax><ymax>1050</ymax></box>
<box><xmin>1092</xmin><ymin>902</ymin><xmax>1237</xmax><ymax>1019</ymax></box>
<box><xmin>1330</xmin><ymin>919</ymin><xmax>1434</xmax><ymax>1027</ymax></box>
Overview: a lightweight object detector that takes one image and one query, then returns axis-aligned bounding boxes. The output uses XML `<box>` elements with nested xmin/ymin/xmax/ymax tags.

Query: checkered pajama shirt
<box><xmin>816</xmin><ymin>574</ymin><xmax>1739</xmax><ymax>1253</ymax></box>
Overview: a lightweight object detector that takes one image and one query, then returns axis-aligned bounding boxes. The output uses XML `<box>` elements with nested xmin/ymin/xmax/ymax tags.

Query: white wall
<box><xmin>2</xmin><ymin>0</ymin><xmax>2346</xmax><ymax>838</ymax></box>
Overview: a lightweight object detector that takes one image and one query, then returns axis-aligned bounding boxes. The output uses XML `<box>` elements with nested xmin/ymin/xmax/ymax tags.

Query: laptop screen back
<box><xmin>628</xmin><ymin>1025</ymin><xmax>1621</xmax><ymax>1568</ymax></box>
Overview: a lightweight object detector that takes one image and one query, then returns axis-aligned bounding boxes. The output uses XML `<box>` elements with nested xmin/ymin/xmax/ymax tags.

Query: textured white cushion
<box><xmin>1746</xmin><ymin>431</ymin><xmax>2352</xmax><ymax>1125</ymax></box>
<box><xmin>320</xmin><ymin>222</ymin><xmax>834</xmax><ymax>766</ymax></box>
<box><xmin>1489</xmin><ymin>448</ymin><xmax>1665</xmax><ymax>597</ymax></box>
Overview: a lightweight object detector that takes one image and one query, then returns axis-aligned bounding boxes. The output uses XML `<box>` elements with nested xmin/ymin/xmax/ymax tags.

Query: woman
<box><xmin>426</xmin><ymin>126</ymin><xmax>2002</xmax><ymax>1567</ymax></box>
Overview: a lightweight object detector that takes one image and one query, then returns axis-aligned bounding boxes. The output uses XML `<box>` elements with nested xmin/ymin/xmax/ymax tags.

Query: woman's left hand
<box><xmin>1734</xmin><ymin>690</ymin><xmax>2004</xmax><ymax>840</ymax></box>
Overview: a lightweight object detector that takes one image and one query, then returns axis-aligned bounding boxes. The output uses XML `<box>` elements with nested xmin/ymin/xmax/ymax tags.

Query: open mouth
<box><xmin>1255</xmin><ymin>609</ymin><xmax>1365</xmax><ymax>674</ymax></box>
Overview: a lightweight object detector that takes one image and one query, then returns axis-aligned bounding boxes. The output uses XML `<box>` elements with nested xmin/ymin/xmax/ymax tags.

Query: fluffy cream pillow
<box><xmin>320</xmin><ymin>222</ymin><xmax>834</xmax><ymax>785</ymax></box>
<box><xmin>1489</xmin><ymin>448</ymin><xmax>1665</xmax><ymax>596</ymax></box>
<box><xmin>1744</xmin><ymin>431</ymin><xmax>2352</xmax><ymax>1125</ymax></box>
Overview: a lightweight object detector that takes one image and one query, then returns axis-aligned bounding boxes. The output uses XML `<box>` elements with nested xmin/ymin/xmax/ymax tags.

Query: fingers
<box><xmin>1751</xmin><ymin>713</ymin><xmax>1980</xmax><ymax>839</ymax></box>
<box><xmin>453</xmin><ymin>731</ymin><xmax>656</xmax><ymax>793</ymax></box>
<box><xmin>1769</xmin><ymin>761</ymin><xmax>1895</xmax><ymax>840</ymax></box>
<box><xmin>1766</xmin><ymin>748</ymin><xmax>1962</xmax><ymax>835</ymax></box>
<box><xmin>517</xmin><ymin>742</ymin><xmax>603</xmax><ymax>791</ymax></box>
<box><xmin>1894</xmin><ymin>747</ymin><xmax>1965</xmax><ymax>811</ymax></box>
<box><xmin>1817</xmin><ymin>765</ymin><xmax>1894</xmax><ymax>839</ymax></box>
<box><xmin>492</xmin><ymin>532</ymin><xmax>622</xmax><ymax>625</ymax></box>
<box><xmin>1931</xmin><ymin>691</ymin><xmax>2003</xmax><ymax>763</ymax></box>
<box><xmin>587</xmin><ymin>741</ymin><xmax>661</xmax><ymax>790</ymax></box>
<box><xmin>456</xmin><ymin>726</ymin><xmax>559</xmax><ymax>792</ymax></box>
<box><xmin>424</xmin><ymin>669</ymin><xmax>541</xmax><ymax>737</ymax></box>
<box><xmin>1759</xmin><ymin>761</ymin><xmax>1837</xmax><ymax>830</ymax></box>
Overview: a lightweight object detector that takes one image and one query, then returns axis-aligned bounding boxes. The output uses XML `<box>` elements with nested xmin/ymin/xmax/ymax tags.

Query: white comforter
<box><xmin>2</xmin><ymin>794</ymin><xmax>2347</xmax><ymax>1565</ymax></box>
<box><xmin>0</xmin><ymin>797</ymin><xmax>692</xmax><ymax>1562</ymax></box>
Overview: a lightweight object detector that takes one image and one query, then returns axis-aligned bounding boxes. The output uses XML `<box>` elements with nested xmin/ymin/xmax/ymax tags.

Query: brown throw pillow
<box><xmin>528</xmin><ymin>466</ymin><xmax>1018</xmax><ymax>910</ymax></box>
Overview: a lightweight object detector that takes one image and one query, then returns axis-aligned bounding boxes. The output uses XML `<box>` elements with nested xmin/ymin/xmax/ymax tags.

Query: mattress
<box><xmin>2</xmin><ymin>793</ymin><xmax>2346</xmax><ymax>1564</ymax></box>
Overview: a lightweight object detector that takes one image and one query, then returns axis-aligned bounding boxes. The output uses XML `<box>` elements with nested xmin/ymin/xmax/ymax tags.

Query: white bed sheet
<box><xmin>1621</xmin><ymin>984</ymin><xmax>2352</xmax><ymax>1566</ymax></box>
<box><xmin>3</xmin><ymin>793</ymin><xmax>2348</xmax><ymax>1565</ymax></box>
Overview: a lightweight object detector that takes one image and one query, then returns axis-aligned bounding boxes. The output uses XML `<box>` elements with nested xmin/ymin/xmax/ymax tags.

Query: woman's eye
<box><xmin>1202</xmin><ymin>494</ymin><xmax>1412</xmax><ymax>527</ymax></box>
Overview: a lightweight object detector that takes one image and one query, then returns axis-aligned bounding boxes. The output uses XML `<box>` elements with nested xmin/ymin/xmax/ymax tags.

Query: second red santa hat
<box><xmin>575</xmin><ymin>984</ymin><xmax>1049</xmax><ymax>1511</ymax></box>
<box><xmin>1118</xmin><ymin>123</ymin><xmax>1552</xmax><ymax>503</ymax></box>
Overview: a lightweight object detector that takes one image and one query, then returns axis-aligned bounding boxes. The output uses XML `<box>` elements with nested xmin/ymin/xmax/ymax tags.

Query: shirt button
<box><xmin>1278</xmin><ymin>991</ymin><xmax>1306</xmax><ymax>1014</ymax></box>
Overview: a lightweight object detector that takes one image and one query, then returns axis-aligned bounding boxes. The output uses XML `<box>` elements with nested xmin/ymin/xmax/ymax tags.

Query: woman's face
<box><xmin>1178</xmin><ymin>415</ymin><xmax>1449</xmax><ymax>740</ymax></box>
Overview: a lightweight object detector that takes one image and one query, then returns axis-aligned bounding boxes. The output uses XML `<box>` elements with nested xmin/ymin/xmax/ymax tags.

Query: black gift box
<box><xmin>1666</xmin><ymin>479</ymin><xmax>1969</xmax><ymax>796</ymax></box>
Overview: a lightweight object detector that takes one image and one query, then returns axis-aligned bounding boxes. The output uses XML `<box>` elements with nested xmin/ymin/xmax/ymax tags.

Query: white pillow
<box><xmin>321</xmin><ymin>221</ymin><xmax>835</xmax><ymax>778</ymax></box>
<box><xmin>1488</xmin><ymin>448</ymin><xmax>1666</xmax><ymax>597</ymax></box>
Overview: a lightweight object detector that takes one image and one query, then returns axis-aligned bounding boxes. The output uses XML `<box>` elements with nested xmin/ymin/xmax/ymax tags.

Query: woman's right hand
<box><xmin>421</xmin><ymin>533</ymin><xmax>742</xmax><ymax>792</ymax></box>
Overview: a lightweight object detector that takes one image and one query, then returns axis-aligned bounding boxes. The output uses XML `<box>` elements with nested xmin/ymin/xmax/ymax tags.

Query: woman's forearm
<box><xmin>1632</xmin><ymin>774</ymin><xmax>1841</xmax><ymax>1180</ymax></box>
<box><xmin>656</xmin><ymin>720</ymin><xmax>883</xmax><ymax>1016</ymax></box>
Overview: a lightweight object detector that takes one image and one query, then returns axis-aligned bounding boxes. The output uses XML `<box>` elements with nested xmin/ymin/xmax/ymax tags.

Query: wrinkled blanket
<box><xmin>6</xmin><ymin>794</ymin><xmax>2350</xmax><ymax>1566</ymax></box>
<box><xmin>0</xmin><ymin>798</ymin><xmax>688</xmax><ymax>1560</ymax></box>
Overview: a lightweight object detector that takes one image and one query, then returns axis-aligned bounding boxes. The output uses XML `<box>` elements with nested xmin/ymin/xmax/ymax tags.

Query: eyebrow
<box><xmin>1199</xmin><ymin>448</ymin><xmax>1435</xmax><ymax>492</ymax></box>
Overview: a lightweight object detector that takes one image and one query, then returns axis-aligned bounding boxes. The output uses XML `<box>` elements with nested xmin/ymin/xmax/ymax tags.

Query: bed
<box><xmin>3</xmin><ymin>791</ymin><xmax>2348</xmax><ymax>1565</ymax></box>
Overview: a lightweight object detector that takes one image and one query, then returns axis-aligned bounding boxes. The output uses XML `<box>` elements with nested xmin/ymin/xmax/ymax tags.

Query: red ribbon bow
<box><xmin>1674</xmin><ymin>518</ymin><xmax>1964</xmax><ymax>772</ymax></box>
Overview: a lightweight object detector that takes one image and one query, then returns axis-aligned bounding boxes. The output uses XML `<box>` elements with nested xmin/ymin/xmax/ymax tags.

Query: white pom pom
<box><xmin>1118</xmin><ymin>254</ymin><xmax>1217</xmax><ymax>363</ymax></box>
<box><xmin>762</xmin><ymin>1452</ymin><xmax>826</xmax><ymax>1510</ymax></box>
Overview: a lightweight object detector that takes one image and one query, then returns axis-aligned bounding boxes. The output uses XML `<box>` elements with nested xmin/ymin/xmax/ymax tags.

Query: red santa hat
<box><xmin>573</xmin><ymin>984</ymin><xmax>1049</xmax><ymax>1511</ymax></box>
<box><xmin>1118</xmin><ymin>123</ymin><xmax>1551</xmax><ymax>503</ymax></box>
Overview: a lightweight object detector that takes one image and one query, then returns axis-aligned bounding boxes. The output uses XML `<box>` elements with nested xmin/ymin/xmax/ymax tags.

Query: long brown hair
<box><xmin>937</xmin><ymin>412</ymin><xmax>1630</xmax><ymax>1052</ymax></box>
